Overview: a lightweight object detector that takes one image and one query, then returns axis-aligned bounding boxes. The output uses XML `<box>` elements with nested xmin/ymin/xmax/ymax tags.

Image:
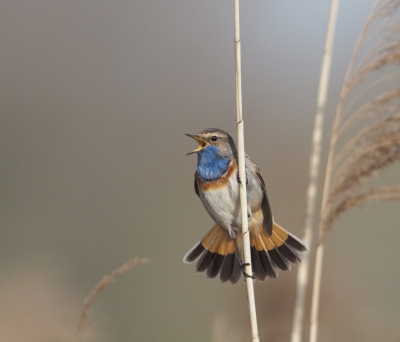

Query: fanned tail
<box><xmin>250</xmin><ymin>222</ymin><xmax>308</xmax><ymax>281</ymax></box>
<box><xmin>183</xmin><ymin>225</ymin><xmax>242</xmax><ymax>284</ymax></box>
<box><xmin>183</xmin><ymin>223</ymin><xmax>308</xmax><ymax>284</ymax></box>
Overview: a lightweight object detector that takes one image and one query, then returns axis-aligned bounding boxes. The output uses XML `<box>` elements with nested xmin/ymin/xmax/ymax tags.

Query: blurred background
<box><xmin>2</xmin><ymin>0</ymin><xmax>399</xmax><ymax>341</ymax></box>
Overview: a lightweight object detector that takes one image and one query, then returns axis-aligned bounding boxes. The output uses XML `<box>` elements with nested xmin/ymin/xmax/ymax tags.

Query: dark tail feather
<box><xmin>250</xmin><ymin>223</ymin><xmax>308</xmax><ymax>280</ymax></box>
<box><xmin>230</xmin><ymin>254</ymin><xmax>242</xmax><ymax>284</ymax></box>
<box><xmin>206</xmin><ymin>254</ymin><xmax>224</xmax><ymax>278</ymax></box>
<box><xmin>183</xmin><ymin>225</ymin><xmax>240</xmax><ymax>284</ymax></box>
<box><xmin>220</xmin><ymin>252</ymin><xmax>235</xmax><ymax>283</ymax></box>
<box><xmin>183</xmin><ymin>242</ymin><xmax>205</xmax><ymax>263</ymax></box>
<box><xmin>250</xmin><ymin>234</ymin><xmax>278</xmax><ymax>279</ymax></box>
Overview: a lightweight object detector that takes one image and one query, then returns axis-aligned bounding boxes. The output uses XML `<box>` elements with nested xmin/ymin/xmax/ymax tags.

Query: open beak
<box><xmin>185</xmin><ymin>134</ymin><xmax>207</xmax><ymax>155</ymax></box>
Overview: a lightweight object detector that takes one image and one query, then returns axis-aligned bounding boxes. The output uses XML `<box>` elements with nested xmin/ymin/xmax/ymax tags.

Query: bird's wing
<box><xmin>246</xmin><ymin>155</ymin><xmax>274</xmax><ymax>236</ymax></box>
<box><xmin>194</xmin><ymin>172</ymin><xmax>200</xmax><ymax>198</ymax></box>
<box><xmin>255</xmin><ymin>168</ymin><xmax>274</xmax><ymax>236</ymax></box>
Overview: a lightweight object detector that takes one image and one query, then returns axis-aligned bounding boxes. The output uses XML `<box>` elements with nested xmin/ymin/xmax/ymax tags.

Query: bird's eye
<box><xmin>211</xmin><ymin>136</ymin><xmax>218</xmax><ymax>142</ymax></box>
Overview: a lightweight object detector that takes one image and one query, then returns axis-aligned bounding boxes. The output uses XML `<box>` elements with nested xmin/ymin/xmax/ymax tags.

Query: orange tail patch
<box><xmin>184</xmin><ymin>223</ymin><xmax>308</xmax><ymax>284</ymax></box>
<box><xmin>250</xmin><ymin>223</ymin><xmax>308</xmax><ymax>281</ymax></box>
<box><xmin>183</xmin><ymin>225</ymin><xmax>242</xmax><ymax>284</ymax></box>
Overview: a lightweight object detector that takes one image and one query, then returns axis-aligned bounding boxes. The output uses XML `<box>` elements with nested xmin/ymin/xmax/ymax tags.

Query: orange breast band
<box><xmin>197</xmin><ymin>160</ymin><xmax>237</xmax><ymax>191</ymax></box>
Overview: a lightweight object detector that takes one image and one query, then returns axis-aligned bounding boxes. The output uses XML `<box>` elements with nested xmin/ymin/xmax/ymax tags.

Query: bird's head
<box><xmin>185</xmin><ymin>128</ymin><xmax>237</xmax><ymax>159</ymax></box>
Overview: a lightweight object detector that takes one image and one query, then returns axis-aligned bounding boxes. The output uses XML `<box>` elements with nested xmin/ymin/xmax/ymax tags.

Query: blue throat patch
<box><xmin>196</xmin><ymin>145</ymin><xmax>230</xmax><ymax>181</ymax></box>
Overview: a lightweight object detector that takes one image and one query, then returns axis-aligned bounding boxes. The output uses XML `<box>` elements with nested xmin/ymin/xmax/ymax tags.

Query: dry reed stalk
<box><xmin>310</xmin><ymin>1</ymin><xmax>400</xmax><ymax>341</ymax></box>
<box><xmin>74</xmin><ymin>257</ymin><xmax>149</xmax><ymax>342</ymax></box>
<box><xmin>233</xmin><ymin>0</ymin><xmax>259</xmax><ymax>340</ymax></box>
<box><xmin>291</xmin><ymin>2</ymin><xmax>339</xmax><ymax>342</ymax></box>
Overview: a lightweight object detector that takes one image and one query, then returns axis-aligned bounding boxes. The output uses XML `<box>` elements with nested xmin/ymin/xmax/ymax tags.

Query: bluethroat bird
<box><xmin>184</xmin><ymin>128</ymin><xmax>308</xmax><ymax>284</ymax></box>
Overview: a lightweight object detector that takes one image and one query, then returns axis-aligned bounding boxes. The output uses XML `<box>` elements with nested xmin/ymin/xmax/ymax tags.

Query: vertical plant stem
<box><xmin>233</xmin><ymin>0</ymin><xmax>260</xmax><ymax>341</ymax></box>
<box><xmin>309</xmin><ymin>244</ymin><xmax>325</xmax><ymax>342</ymax></box>
<box><xmin>291</xmin><ymin>1</ymin><xmax>340</xmax><ymax>342</ymax></box>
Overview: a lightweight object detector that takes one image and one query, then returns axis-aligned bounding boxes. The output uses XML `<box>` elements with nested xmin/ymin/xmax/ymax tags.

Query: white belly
<box><xmin>199</xmin><ymin>175</ymin><xmax>240</xmax><ymax>230</ymax></box>
<box><xmin>199</xmin><ymin>170</ymin><xmax>264</xmax><ymax>233</ymax></box>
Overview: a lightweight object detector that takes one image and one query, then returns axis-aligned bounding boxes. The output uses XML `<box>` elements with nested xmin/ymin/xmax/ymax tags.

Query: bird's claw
<box><xmin>237</xmin><ymin>173</ymin><xmax>243</xmax><ymax>187</ymax></box>
<box><xmin>240</xmin><ymin>262</ymin><xmax>256</xmax><ymax>280</ymax></box>
<box><xmin>237</xmin><ymin>175</ymin><xmax>249</xmax><ymax>188</ymax></box>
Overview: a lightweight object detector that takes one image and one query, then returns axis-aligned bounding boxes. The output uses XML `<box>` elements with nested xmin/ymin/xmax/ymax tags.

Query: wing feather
<box><xmin>246</xmin><ymin>156</ymin><xmax>273</xmax><ymax>236</ymax></box>
<box><xmin>194</xmin><ymin>173</ymin><xmax>200</xmax><ymax>198</ymax></box>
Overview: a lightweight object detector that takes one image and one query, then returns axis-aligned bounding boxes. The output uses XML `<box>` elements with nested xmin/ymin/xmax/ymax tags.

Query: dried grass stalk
<box><xmin>233</xmin><ymin>0</ymin><xmax>260</xmax><ymax>340</ymax></box>
<box><xmin>291</xmin><ymin>1</ymin><xmax>340</xmax><ymax>341</ymax></box>
<box><xmin>74</xmin><ymin>257</ymin><xmax>149</xmax><ymax>342</ymax></box>
<box><xmin>310</xmin><ymin>1</ymin><xmax>400</xmax><ymax>341</ymax></box>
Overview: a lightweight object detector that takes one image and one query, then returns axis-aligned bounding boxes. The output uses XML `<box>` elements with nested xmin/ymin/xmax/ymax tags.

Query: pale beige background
<box><xmin>2</xmin><ymin>1</ymin><xmax>399</xmax><ymax>341</ymax></box>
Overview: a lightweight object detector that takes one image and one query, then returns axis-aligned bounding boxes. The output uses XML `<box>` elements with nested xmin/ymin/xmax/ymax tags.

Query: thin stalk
<box><xmin>291</xmin><ymin>1</ymin><xmax>339</xmax><ymax>342</ymax></box>
<box><xmin>233</xmin><ymin>0</ymin><xmax>259</xmax><ymax>341</ymax></box>
<box><xmin>74</xmin><ymin>258</ymin><xmax>149</xmax><ymax>342</ymax></box>
<box><xmin>309</xmin><ymin>244</ymin><xmax>325</xmax><ymax>342</ymax></box>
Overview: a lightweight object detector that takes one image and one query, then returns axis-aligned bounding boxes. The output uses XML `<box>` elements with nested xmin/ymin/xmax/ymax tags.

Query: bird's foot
<box><xmin>240</xmin><ymin>262</ymin><xmax>256</xmax><ymax>280</ymax></box>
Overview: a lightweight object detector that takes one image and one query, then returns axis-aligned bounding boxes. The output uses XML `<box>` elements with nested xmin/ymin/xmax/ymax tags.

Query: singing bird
<box><xmin>183</xmin><ymin>128</ymin><xmax>308</xmax><ymax>284</ymax></box>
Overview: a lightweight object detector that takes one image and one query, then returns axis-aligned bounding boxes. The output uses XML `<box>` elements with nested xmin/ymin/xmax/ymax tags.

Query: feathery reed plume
<box><xmin>74</xmin><ymin>258</ymin><xmax>149</xmax><ymax>342</ymax></box>
<box><xmin>310</xmin><ymin>1</ymin><xmax>400</xmax><ymax>341</ymax></box>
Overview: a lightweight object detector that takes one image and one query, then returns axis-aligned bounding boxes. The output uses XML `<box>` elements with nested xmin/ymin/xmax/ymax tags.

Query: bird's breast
<box><xmin>196</xmin><ymin>159</ymin><xmax>265</xmax><ymax>232</ymax></box>
<box><xmin>196</xmin><ymin>160</ymin><xmax>237</xmax><ymax>191</ymax></box>
<box><xmin>196</xmin><ymin>161</ymin><xmax>240</xmax><ymax>229</ymax></box>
